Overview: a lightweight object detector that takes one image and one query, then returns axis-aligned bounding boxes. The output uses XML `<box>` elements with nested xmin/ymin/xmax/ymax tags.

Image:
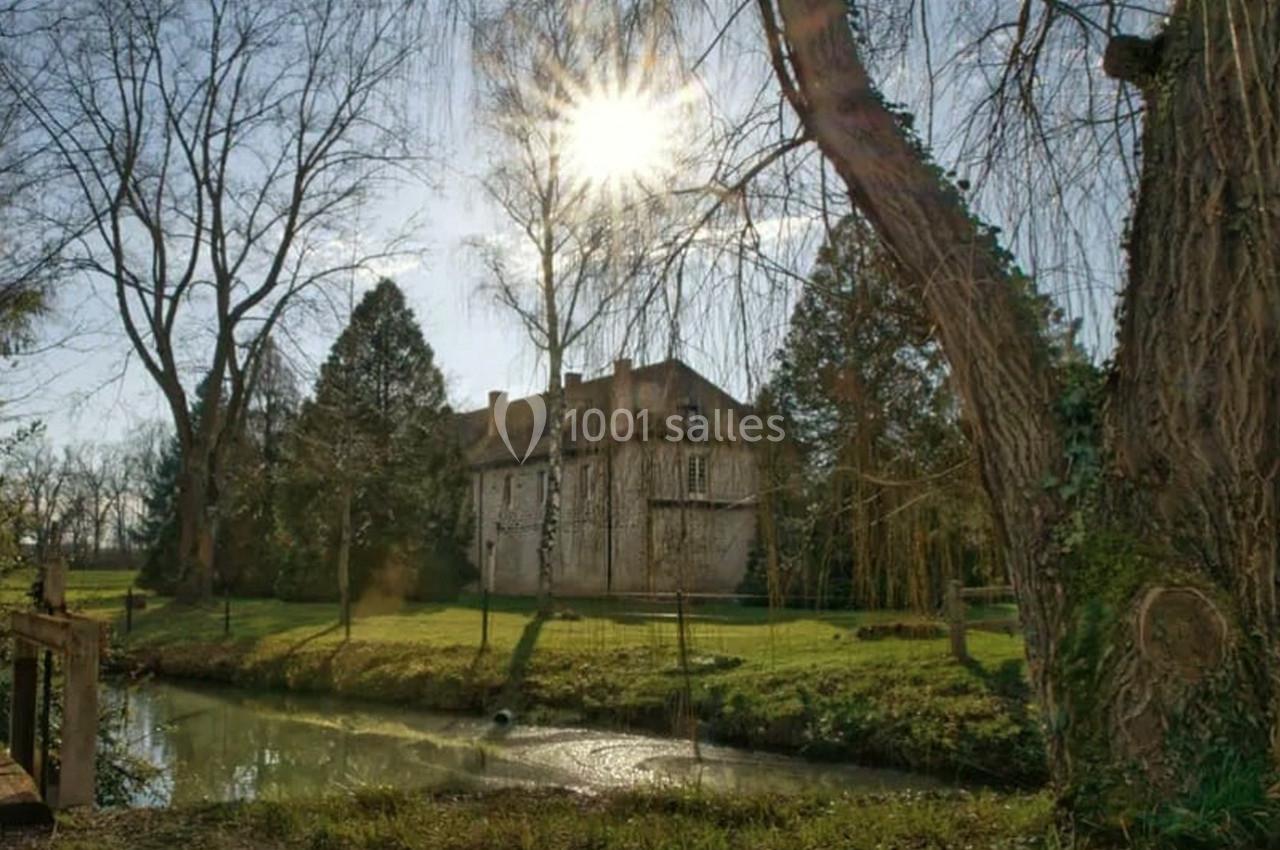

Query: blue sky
<box><xmin>3</xmin><ymin>1</ymin><xmax>1144</xmax><ymax>449</ymax></box>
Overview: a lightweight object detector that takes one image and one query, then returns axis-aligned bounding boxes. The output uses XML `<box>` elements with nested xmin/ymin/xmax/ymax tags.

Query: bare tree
<box><xmin>3</xmin><ymin>0</ymin><xmax>434</xmax><ymax>601</ymax></box>
<box><xmin>4</xmin><ymin>434</ymin><xmax>69</xmax><ymax>565</ymax></box>
<box><xmin>470</xmin><ymin>0</ymin><xmax>665</xmax><ymax>611</ymax></box>
<box><xmin>103</xmin><ymin>441</ymin><xmax>138</xmax><ymax>556</ymax></box>
<box><xmin>68</xmin><ymin>443</ymin><xmax>113</xmax><ymax>564</ymax></box>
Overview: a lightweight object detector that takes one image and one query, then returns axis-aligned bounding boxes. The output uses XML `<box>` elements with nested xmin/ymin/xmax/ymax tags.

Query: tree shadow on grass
<box><xmin>493</xmin><ymin>612</ymin><xmax>547</xmax><ymax>713</ymax></box>
<box><xmin>281</xmin><ymin>622</ymin><xmax>342</xmax><ymax>658</ymax></box>
<box><xmin>961</xmin><ymin>656</ymin><xmax>1030</xmax><ymax>701</ymax></box>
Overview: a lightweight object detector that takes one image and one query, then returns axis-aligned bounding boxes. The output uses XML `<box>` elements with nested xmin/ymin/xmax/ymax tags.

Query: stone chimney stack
<box><xmin>611</xmin><ymin>358</ymin><xmax>633</xmax><ymax>417</ymax></box>
<box><xmin>564</xmin><ymin>372</ymin><xmax>582</xmax><ymax>388</ymax></box>
<box><xmin>487</xmin><ymin>390</ymin><xmax>502</xmax><ymax>437</ymax></box>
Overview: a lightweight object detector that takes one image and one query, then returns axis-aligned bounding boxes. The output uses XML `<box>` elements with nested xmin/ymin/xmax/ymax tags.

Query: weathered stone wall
<box><xmin>470</xmin><ymin>438</ymin><xmax>758</xmax><ymax>596</ymax></box>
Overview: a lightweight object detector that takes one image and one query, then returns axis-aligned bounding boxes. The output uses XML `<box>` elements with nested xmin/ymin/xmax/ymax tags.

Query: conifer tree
<box><xmin>279</xmin><ymin>280</ymin><xmax>471</xmax><ymax>612</ymax></box>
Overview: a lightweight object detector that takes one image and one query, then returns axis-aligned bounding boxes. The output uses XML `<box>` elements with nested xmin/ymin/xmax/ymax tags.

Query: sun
<box><xmin>562</xmin><ymin>84</ymin><xmax>671</xmax><ymax>191</ymax></box>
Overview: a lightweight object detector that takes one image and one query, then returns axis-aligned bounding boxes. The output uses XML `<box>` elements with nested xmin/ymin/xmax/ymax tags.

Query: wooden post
<box><xmin>223</xmin><ymin>584</ymin><xmax>231</xmax><ymax>636</ymax></box>
<box><xmin>9</xmin><ymin>639</ymin><xmax>38</xmax><ymax>775</ymax></box>
<box><xmin>338</xmin><ymin>481</ymin><xmax>352</xmax><ymax>641</ymax></box>
<box><xmin>674</xmin><ymin>590</ymin><xmax>698</xmax><ymax>753</ymax></box>
<box><xmin>125</xmin><ymin>587</ymin><xmax>133</xmax><ymax>634</ymax></box>
<box><xmin>7</xmin><ymin>612</ymin><xmax>101</xmax><ymax>809</ymax></box>
<box><xmin>675</xmin><ymin>590</ymin><xmax>689</xmax><ymax>669</ymax></box>
<box><xmin>42</xmin><ymin>557</ymin><xmax>66</xmax><ymax>612</ymax></box>
<box><xmin>946</xmin><ymin>579</ymin><xmax>968</xmax><ymax>662</ymax></box>
<box><xmin>38</xmin><ymin>650</ymin><xmax>51</xmax><ymax>798</ymax></box>
<box><xmin>481</xmin><ymin>539</ymin><xmax>496</xmax><ymax>651</ymax></box>
<box><xmin>58</xmin><ymin>619</ymin><xmax>99</xmax><ymax>808</ymax></box>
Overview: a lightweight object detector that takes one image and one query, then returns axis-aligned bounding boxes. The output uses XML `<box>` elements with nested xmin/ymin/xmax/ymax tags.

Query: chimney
<box><xmin>611</xmin><ymin>358</ymin><xmax>634</xmax><ymax>418</ymax></box>
<box><xmin>564</xmin><ymin>372</ymin><xmax>582</xmax><ymax>388</ymax></box>
<box><xmin>487</xmin><ymin>390</ymin><xmax>502</xmax><ymax>437</ymax></box>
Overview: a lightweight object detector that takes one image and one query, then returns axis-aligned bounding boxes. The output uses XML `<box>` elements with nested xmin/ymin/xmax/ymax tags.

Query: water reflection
<box><xmin>104</xmin><ymin>680</ymin><xmax>939</xmax><ymax>807</ymax></box>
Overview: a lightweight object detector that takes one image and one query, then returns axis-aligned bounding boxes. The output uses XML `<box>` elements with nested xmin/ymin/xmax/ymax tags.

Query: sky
<box><xmin>2</xmin><ymin>0</ymin><xmax>1147</xmax><ymax>450</ymax></box>
<box><xmin>6</xmin><ymin>79</ymin><xmax>580</xmax><ymax>445</ymax></box>
<box><xmin>3</xmin><ymin>6</ymin><xmax>804</xmax><ymax>449</ymax></box>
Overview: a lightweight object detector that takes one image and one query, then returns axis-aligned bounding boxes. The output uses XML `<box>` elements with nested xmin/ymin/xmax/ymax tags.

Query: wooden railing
<box><xmin>944</xmin><ymin>580</ymin><xmax>1019</xmax><ymax>662</ymax></box>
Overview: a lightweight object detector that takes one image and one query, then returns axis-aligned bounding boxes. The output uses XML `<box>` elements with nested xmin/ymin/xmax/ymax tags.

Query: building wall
<box><xmin>470</xmin><ymin>437</ymin><xmax>758</xmax><ymax>596</ymax></box>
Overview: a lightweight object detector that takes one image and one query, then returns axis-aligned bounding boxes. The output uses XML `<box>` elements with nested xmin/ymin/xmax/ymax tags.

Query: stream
<box><xmin>103</xmin><ymin>679</ymin><xmax>942</xmax><ymax>807</ymax></box>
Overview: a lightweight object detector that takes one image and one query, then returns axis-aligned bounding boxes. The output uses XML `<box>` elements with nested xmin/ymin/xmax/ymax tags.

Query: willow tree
<box><xmin>763</xmin><ymin>215</ymin><xmax>994</xmax><ymax>612</ymax></box>
<box><xmin>758</xmin><ymin>0</ymin><xmax>1278</xmax><ymax>830</ymax></box>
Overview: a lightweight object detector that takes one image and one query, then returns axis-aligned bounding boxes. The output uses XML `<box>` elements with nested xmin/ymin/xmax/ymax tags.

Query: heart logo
<box><xmin>493</xmin><ymin>392</ymin><xmax>546</xmax><ymax>464</ymax></box>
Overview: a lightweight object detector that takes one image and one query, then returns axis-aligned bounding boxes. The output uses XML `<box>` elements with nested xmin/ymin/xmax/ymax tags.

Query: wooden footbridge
<box><xmin>1</xmin><ymin>560</ymin><xmax>101</xmax><ymax>830</ymax></box>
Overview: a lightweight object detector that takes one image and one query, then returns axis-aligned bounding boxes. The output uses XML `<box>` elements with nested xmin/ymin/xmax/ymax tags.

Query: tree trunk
<box><xmin>537</xmin><ymin>355</ymin><xmax>565</xmax><ymax>615</ymax></box>
<box><xmin>1100</xmin><ymin>0</ymin><xmax>1280</xmax><ymax>788</ymax></box>
<box><xmin>537</xmin><ymin>145</ymin><xmax>564</xmax><ymax>616</ymax></box>
<box><xmin>773</xmin><ymin>0</ymin><xmax>1279</xmax><ymax>824</ymax></box>
<box><xmin>338</xmin><ymin>480</ymin><xmax>352</xmax><ymax>636</ymax></box>
<box><xmin>175</xmin><ymin>446</ymin><xmax>215</xmax><ymax>604</ymax></box>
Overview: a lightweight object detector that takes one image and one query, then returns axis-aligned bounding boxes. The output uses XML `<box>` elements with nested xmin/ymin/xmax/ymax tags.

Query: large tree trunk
<box><xmin>1103</xmin><ymin>0</ymin><xmax>1280</xmax><ymax>782</ymax></box>
<box><xmin>175</xmin><ymin>443</ymin><xmax>216</xmax><ymax>604</ymax></box>
<box><xmin>772</xmin><ymin>0</ymin><xmax>1278</xmax><ymax>823</ymax></box>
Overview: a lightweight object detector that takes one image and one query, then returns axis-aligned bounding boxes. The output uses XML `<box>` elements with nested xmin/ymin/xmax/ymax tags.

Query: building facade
<box><xmin>456</xmin><ymin>359</ymin><xmax>761</xmax><ymax>596</ymax></box>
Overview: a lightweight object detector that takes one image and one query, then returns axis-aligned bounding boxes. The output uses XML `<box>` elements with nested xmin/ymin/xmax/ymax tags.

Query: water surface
<box><xmin>104</xmin><ymin>679</ymin><xmax>940</xmax><ymax>806</ymax></box>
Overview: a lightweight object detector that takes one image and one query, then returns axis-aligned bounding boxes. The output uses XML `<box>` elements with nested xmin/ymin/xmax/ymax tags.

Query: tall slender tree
<box><xmin>471</xmin><ymin>0</ymin><xmax>663</xmax><ymax>611</ymax></box>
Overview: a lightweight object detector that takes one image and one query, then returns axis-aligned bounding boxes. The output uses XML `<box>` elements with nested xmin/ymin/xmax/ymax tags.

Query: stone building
<box><xmin>455</xmin><ymin>358</ymin><xmax>762</xmax><ymax>595</ymax></box>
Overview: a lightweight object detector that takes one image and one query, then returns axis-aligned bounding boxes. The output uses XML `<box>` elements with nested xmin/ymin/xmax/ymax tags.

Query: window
<box><xmin>687</xmin><ymin>454</ymin><xmax>708</xmax><ymax>498</ymax></box>
<box><xmin>537</xmin><ymin>469</ymin><xmax>548</xmax><ymax>504</ymax></box>
<box><xmin>579</xmin><ymin>462</ymin><xmax>592</xmax><ymax>502</ymax></box>
<box><xmin>503</xmin><ymin>474</ymin><xmax>513</xmax><ymax>509</ymax></box>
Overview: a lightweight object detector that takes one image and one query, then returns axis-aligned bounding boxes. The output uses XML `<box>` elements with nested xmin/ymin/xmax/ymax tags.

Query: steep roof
<box><xmin>456</xmin><ymin>358</ymin><xmax>751</xmax><ymax>468</ymax></box>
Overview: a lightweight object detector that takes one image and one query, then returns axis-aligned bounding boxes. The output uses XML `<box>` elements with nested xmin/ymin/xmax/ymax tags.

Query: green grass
<box><xmin>87</xmin><ymin>579</ymin><xmax>1044</xmax><ymax>787</ymax></box>
<box><xmin>29</xmin><ymin>786</ymin><xmax>1059</xmax><ymax>850</ymax></box>
<box><xmin>0</xmin><ymin>567</ymin><xmax>138</xmax><ymax>613</ymax></box>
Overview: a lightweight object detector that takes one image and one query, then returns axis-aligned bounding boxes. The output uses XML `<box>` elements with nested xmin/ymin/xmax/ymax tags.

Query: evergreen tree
<box><xmin>134</xmin><ymin>433</ymin><xmax>181</xmax><ymax>593</ymax></box>
<box><xmin>136</xmin><ymin>347</ymin><xmax>299</xmax><ymax>596</ymax></box>
<box><xmin>751</xmin><ymin>216</ymin><xmax>995</xmax><ymax>610</ymax></box>
<box><xmin>277</xmin><ymin>279</ymin><xmax>472</xmax><ymax>606</ymax></box>
<box><xmin>217</xmin><ymin>339</ymin><xmax>301</xmax><ymax>596</ymax></box>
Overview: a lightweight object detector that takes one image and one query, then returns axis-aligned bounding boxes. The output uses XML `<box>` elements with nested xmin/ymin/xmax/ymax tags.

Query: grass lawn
<box><xmin>0</xmin><ymin>568</ymin><xmax>1045</xmax><ymax>786</ymax></box>
<box><xmin>0</xmin><ymin>567</ymin><xmax>137</xmax><ymax>614</ymax></box>
<box><xmin>23</xmin><ymin>786</ymin><xmax>1058</xmax><ymax>850</ymax></box>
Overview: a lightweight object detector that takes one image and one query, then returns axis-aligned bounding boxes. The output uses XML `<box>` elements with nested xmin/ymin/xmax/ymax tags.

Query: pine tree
<box><xmin>278</xmin><ymin>279</ymin><xmax>472</xmax><ymax>609</ymax></box>
<box><xmin>757</xmin><ymin>216</ymin><xmax>994</xmax><ymax>609</ymax></box>
<box><xmin>134</xmin><ymin>433</ymin><xmax>181</xmax><ymax>593</ymax></box>
<box><xmin>217</xmin><ymin>339</ymin><xmax>301</xmax><ymax>596</ymax></box>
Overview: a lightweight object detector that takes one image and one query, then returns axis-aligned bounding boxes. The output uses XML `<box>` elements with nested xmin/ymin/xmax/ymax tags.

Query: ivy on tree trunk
<box><xmin>769</xmin><ymin>0</ymin><xmax>1279</xmax><ymax>830</ymax></box>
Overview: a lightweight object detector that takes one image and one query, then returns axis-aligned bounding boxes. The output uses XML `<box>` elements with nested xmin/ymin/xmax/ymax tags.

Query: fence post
<box><xmin>125</xmin><ymin>587</ymin><xmax>133</xmax><ymax>635</ymax></box>
<box><xmin>481</xmin><ymin>587</ymin><xmax>491</xmax><ymax>651</ymax></box>
<box><xmin>675</xmin><ymin>590</ymin><xmax>689</xmax><ymax>670</ymax></box>
<box><xmin>946</xmin><ymin>579</ymin><xmax>968</xmax><ymax>662</ymax></box>
<box><xmin>674</xmin><ymin>589</ymin><xmax>698</xmax><ymax>752</ymax></box>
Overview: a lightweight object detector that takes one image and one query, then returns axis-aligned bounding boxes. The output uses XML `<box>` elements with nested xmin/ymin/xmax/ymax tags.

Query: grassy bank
<box><xmin>22</xmin><ymin>786</ymin><xmax>1057</xmax><ymax>849</ymax></box>
<box><xmin>116</xmin><ymin>593</ymin><xmax>1043</xmax><ymax>785</ymax></box>
<box><xmin>1</xmin><ymin>569</ymin><xmax>1045</xmax><ymax>786</ymax></box>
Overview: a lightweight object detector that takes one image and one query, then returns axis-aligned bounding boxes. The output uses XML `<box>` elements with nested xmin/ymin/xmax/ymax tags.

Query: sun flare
<box><xmin>563</xmin><ymin>85</ymin><xmax>671</xmax><ymax>190</ymax></box>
